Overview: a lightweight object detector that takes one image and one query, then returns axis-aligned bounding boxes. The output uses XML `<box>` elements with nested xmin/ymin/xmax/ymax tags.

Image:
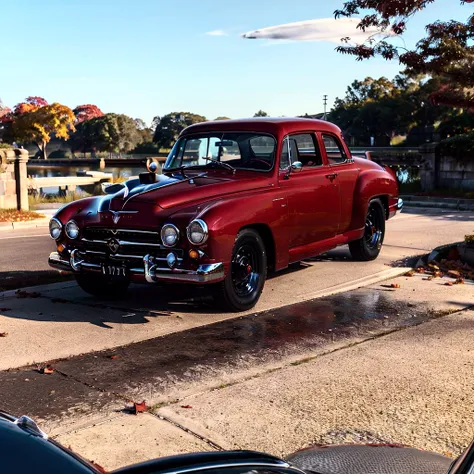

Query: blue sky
<box><xmin>0</xmin><ymin>0</ymin><xmax>471</xmax><ymax>124</ymax></box>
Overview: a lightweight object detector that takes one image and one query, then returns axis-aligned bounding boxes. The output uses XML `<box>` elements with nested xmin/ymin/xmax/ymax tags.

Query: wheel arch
<box><xmin>239</xmin><ymin>223</ymin><xmax>276</xmax><ymax>272</ymax></box>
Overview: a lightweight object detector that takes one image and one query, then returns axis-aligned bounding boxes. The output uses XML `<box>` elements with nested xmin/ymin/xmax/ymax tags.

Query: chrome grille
<box><xmin>81</xmin><ymin>227</ymin><xmax>184</xmax><ymax>262</ymax></box>
<box><xmin>83</xmin><ymin>227</ymin><xmax>160</xmax><ymax>244</ymax></box>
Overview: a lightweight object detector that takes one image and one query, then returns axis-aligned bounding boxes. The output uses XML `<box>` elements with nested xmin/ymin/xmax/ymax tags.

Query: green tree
<box><xmin>334</xmin><ymin>0</ymin><xmax>474</xmax><ymax>109</ymax></box>
<box><xmin>152</xmin><ymin>112</ymin><xmax>207</xmax><ymax>148</ymax></box>
<box><xmin>69</xmin><ymin>113</ymin><xmax>143</xmax><ymax>157</ymax></box>
<box><xmin>253</xmin><ymin>110</ymin><xmax>268</xmax><ymax>117</ymax></box>
<box><xmin>214</xmin><ymin>116</ymin><xmax>231</xmax><ymax>121</ymax></box>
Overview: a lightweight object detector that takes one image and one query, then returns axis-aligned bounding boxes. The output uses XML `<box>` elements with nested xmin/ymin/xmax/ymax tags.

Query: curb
<box><xmin>0</xmin><ymin>218</ymin><xmax>50</xmax><ymax>232</ymax></box>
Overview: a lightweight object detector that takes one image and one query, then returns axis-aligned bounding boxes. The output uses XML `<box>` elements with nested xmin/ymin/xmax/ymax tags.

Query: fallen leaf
<box><xmin>132</xmin><ymin>400</ymin><xmax>148</xmax><ymax>414</ymax></box>
<box><xmin>390</xmin><ymin>283</ymin><xmax>401</xmax><ymax>288</ymax></box>
<box><xmin>0</xmin><ymin>332</ymin><xmax>8</xmax><ymax>337</ymax></box>
<box><xmin>181</xmin><ymin>405</ymin><xmax>193</xmax><ymax>409</ymax></box>
<box><xmin>415</xmin><ymin>268</ymin><xmax>426</xmax><ymax>274</ymax></box>
<box><xmin>42</xmin><ymin>365</ymin><xmax>55</xmax><ymax>374</ymax></box>
<box><xmin>0</xmin><ymin>308</ymin><xmax>12</xmax><ymax>312</ymax></box>
<box><xmin>404</xmin><ymin>271</ymin><xmax>415</xmax><ymax>277</ymax></box>
<box><xmin>423</xmin><ymin>276</ymin><xmax>433</xmax><ymax>281</ymax></box>
<box><xmin>444</xmin><ymin>282</ymin><xmax>454</xmax><ymax>286</ymax></box>
<box><xmin>455</xmin><ymin>278</ymin><xmax>465</xmax><ymax>285</ymax></box>
<box><xmin>109</xmin><ymin>355</ymin><xmax>119</xmax><ymax>360</ymax></box>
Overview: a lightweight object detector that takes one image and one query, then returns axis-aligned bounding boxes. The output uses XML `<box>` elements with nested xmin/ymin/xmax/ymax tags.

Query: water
<box><xmin>27</xmin><ymin>164</ymin><xmax>145</xmax><ymax>195</ymax></box>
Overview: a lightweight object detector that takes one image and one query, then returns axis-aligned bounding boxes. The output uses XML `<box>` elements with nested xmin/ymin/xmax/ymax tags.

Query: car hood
<box><xmin>110</xmin><ymin>171</ymin><xmax>272</xmax><ymax>211</ymax></box>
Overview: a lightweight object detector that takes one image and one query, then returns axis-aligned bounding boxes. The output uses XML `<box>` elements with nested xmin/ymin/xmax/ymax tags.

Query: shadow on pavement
<box><xmin>0</xmin><ymin>270</ymin><xmax>72</xmax><ymax>292</ymax></box>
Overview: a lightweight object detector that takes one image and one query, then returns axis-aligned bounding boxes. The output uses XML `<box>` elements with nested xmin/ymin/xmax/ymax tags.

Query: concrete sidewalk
<box><xmin>43</xmin><ymin>273</ymin><xmax>474</xmax><ymax>471</ymax></box>
<box><xmin>0</xmin><ymin>207</ymin><xmax>56</xmax><ymax>231</ymax></box>
<box><xmin>401</xmin><ymin>194</ymin><xmax>474</xmax><ymax>211</ymax></box>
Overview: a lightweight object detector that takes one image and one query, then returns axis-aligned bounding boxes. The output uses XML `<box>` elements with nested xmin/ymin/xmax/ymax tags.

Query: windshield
<box><xmin>164</xmin><ymin>132</ymin><xmax>276</xmax><ymax>172</ymax></box>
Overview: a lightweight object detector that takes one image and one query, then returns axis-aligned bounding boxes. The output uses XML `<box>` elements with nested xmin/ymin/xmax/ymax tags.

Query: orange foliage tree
<box><xmin>11</xmin><ymin>97</ymin><xmax>75</xmax><ymax>159</ymax></box>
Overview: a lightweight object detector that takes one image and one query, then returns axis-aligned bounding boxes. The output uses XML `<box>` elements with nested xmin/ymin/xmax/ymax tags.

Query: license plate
<box><xmin>101</xmin><ymin>264</ymin><xmax>128</xmax><ymax>280</ymax></box>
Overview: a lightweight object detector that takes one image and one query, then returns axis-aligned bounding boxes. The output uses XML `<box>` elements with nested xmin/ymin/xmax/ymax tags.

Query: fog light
<box><xmin>189</xmin><ymin>249</ymin><xmax>199</xmax><ymax>260</ymax></box>
<box><xmin>166</xmin><ymin>252</ymin><xmax>177</xmax><ymax>269</ymax></box>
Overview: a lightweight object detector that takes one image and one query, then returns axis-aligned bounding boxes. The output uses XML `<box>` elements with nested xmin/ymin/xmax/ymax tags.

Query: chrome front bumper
<box><xmin>48</xmin><ymin>251</ymin><xmax>225</xmax><ymax>285</ymax></box>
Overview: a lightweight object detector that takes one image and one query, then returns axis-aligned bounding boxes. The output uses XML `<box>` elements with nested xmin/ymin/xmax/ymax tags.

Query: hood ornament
<box><xmin>110</xmin><ymin>210</ymin><xmax>139</xmax><ymax>224</ymax></box>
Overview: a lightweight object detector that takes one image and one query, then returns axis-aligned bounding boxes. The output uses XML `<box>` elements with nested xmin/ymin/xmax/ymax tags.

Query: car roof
<box><xmin>181</xmin><ymin>117</ymin><xmax>341</xmax><ymax>137</ymax></box>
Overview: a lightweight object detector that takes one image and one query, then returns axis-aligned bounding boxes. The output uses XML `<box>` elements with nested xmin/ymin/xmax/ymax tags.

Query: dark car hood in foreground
<box><xmin>110</xmin><ymin>171</ymin><xmax>272</xmax><ymax>211</ymax></box>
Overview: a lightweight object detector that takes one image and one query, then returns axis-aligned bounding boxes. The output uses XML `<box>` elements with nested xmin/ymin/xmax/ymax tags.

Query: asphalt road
<box><xmin>0</xmin><ymin>227</ymin><xmax>70</xmax><ymax>290</ymax></box>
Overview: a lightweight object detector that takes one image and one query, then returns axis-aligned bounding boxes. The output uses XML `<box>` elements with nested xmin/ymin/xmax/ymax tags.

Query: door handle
<box><xmin>325</xmin><ymin>173</ymin><xmax>338</xmax><ymax>181</ymax></box>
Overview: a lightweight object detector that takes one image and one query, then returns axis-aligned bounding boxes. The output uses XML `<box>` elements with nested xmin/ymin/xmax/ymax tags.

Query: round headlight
<box><xmin>161</xmin><ymin>224</ymin><xmax>179</xmax><ymax>247</ymax></box>
<box><xmin>65</xmin><ymin>220</ymin><xmax>80</xmax><ymax>239</ymax></box>
<box><xmin>49</xmin><ymin>218</ymin><xmax>62</xmax><ymax>240</ymax></box>
<box><xmin>187</xmin><ymin>219</ymin><xmax>208</xmax><ymax>245</ymax></box>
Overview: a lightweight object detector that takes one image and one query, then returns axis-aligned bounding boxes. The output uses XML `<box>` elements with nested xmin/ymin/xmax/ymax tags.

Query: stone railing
<box><xmin>0</xmin><ymin>148</ymin><xmax>29</xmax><ymax>210</ymax></box>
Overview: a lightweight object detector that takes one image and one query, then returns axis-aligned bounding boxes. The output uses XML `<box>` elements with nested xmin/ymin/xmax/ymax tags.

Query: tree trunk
<box><xmin>42</xmin><ymin>140</ymin><xmax>48</xmax><ymax>159</ymax></box>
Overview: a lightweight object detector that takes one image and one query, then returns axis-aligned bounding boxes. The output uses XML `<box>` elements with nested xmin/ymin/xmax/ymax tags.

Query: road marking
<box><xmin>0</xmin><ymin>233</ymin><xmax>49</xmax><ymax>240</ymax></box>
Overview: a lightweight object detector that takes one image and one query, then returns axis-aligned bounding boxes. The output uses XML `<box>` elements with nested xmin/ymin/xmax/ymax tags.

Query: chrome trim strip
<box><xmin>160</xmin><ymin>461</ymin><xmax>296</xmax><ymax>474</ymax></box>
<box><xmin>85</xmin><ymin>250</ymin><xmax>106</xmax><ymax>255</ymax></box>
<box><xmin>82</xmin><ymin>238</ymin><xmax>163</xmax><ymax>247</ymax></box>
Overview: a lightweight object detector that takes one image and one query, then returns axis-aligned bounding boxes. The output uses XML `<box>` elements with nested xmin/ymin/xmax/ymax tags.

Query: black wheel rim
<box><xmin>231</xmin><ymin>243</ymin><xmax>261</xmax><ymax>297</ymax></box>
<box><xmin>365</xmin><ymin>204</ymin><xmax>383</xmax><ymax>250</ymax></box>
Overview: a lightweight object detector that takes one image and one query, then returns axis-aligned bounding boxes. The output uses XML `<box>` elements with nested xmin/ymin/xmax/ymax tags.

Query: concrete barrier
<box><xmin>0</xmin><ymin>148</ymin><xmax>29</xmax><ymax>210</ymax></box>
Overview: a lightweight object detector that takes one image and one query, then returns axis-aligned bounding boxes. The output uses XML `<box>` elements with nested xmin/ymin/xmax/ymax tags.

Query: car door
<box><xmin>318</xmin><ymin>132</ymin><xmax>360</xmax><ymax>234</ymax></box>
<box><xmin>278</xmin><ymin>132</ymin><xmax>341</xmax><ymax>251</ymax></box>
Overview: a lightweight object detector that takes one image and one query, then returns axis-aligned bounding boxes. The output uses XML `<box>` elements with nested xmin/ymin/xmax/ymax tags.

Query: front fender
<box><xmin>170</xmin><ymin>189</ymin><xmax>290</xmax><ymax>271</ymax></box>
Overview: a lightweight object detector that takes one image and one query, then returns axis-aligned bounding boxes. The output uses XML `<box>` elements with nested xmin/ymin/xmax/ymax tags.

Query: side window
<box><xmin>279</xmin><ymin>134</ymin><xmax>322</xmax><ymax>169</ymax></box>
<box><xmin>292</xmin><ymin>133</ymin><xmax>322</xmax><ymax>167</ymax></box>
<box><xmin>322</xmin><ymin>134</ymin><xmax>347</xmax><ymax>164</ymax></box>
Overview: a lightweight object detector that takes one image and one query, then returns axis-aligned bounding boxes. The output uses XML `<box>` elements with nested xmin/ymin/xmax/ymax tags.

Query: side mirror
<box><xmin>102</xmin><ymin>183</ymin><xmax>125</xmax><ymax>195</ymax></box>
<box><xmin>291</xmin><ymin>161</ymin><xmax>303</xmax><ymax>173</ymax></box>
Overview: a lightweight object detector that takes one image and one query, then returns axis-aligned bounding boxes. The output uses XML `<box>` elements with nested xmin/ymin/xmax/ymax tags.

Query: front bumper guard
<box><xmin>48</xmin><ymin>252</ymin><xmax>225</xmax><ymax>285</ymax></box>
<box><xmin>397</xmin><ymin>198</ymin><xmax>404</xmax><ymax>210</ymax></box>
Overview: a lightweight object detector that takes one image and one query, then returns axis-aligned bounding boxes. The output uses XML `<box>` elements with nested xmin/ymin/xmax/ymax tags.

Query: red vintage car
<box><xmin>48</xmin><ymin>118</ymin><xmax>402</xmax><ymax>311</ymax></box>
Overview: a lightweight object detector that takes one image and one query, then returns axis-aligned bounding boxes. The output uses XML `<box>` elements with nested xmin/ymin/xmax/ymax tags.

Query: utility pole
<box><xmin>323</xmin><ymin>95</ymin><xmax>328</xmax><ymax>121</ymax></box>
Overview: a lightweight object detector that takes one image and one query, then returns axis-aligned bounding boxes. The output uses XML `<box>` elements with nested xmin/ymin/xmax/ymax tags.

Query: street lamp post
<box><xmin>323</xmin><ymin>95</ymin><xmax>328</xmax><ymax>120</ymax></box>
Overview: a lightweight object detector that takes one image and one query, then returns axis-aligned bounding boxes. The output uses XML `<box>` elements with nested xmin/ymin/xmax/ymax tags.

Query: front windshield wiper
<box><xmin>204</xmin><ymin>158</ymin><xmax>236</xmax><ymax>174</ymax></box>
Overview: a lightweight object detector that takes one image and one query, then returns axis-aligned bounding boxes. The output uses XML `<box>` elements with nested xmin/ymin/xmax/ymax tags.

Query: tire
<box><xmin>214</xmin><ymin>228</ymin><xmax>267</xmax><ymax>312</ymax></box>
<box><xmin>75</xmin><ymin>273</ymin><xmax>130</xmax><ymax>298</ymax></box>
<box><xmin>349</xmin><ymin>199</ymin><xmax>386</xmax><ymax>261</ymax></box>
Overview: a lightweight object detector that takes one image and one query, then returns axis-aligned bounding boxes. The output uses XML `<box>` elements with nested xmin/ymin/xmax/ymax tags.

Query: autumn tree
<box><xmin>214</xmin><ymin>116</ymin><xmax>231</xmax><ymax>121</ymax></box>
<box><xmin>11</xmin><ymin>98</ymin><xmax>75</xmax><ymax>158</ymax></box>
<box><xmin>334</xmin><ymin>0</ymin><xmax>474</xmax><ymax>109</ymax></box>
<box><xmin>152</xmin><ymin>112</ymin><xmax>207</xmax><ymax>148</ymax></box>
<box><xmin>73</xmin><ymin>104</ymin><xmax>104</xmax><ymax>123</ymax></box>
<box><xmin>253</xmin><ymin>110</ymin><xmax>269</xmax><ymax>117</ymax></box>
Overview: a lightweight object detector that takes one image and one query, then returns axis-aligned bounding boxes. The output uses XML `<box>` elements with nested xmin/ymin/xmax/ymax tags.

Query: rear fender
<box><xmin>350</xmin><ymin>169</ymin><xmax>399</xmax><ymax>230</ymax></box>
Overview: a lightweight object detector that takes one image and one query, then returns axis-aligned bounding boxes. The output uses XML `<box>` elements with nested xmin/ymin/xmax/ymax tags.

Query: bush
<box><xmin>131</xmin><ymin>141</ymin><xmax>160</xmax><ymax>154</ymax></box>
<box><xmin>438</xmin><ymin>133</ymin><xmax>474</xmax><ymax>161</ymax></box>
<box><xmin>0</xmin><ymin>143</ymin><xmax>12</xmax><ymax>149</ymax></box>
<box><xmin>47</xmin><ymin>149</ymin><xmax>71</xmax><ymax>159</ymax></box>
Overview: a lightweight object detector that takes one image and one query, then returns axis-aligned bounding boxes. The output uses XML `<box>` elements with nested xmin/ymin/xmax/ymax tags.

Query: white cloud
<box><xmin>206</xmin><ymin>29</ymin><xmax>228</xmax><ymax>37</ymax></box>
<box><xmin>241</xmin><ymin>18</ymin><xmax>393</xmax><ymax>44</ymax></box>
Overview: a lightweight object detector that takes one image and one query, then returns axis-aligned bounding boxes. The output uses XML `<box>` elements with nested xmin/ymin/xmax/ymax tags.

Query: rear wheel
<box><xmin>214</xmin><ymin>229</ymin><xmax>267</xmax><ymax>312</ymax></box>
<box><xmin>349</xmin><ymin>199</ymin><xmax>385</xmax><ymax>261</ymax></box>
<box><xmin>75</xmin><ymin>273</ymin><xmax>130</xmax><ymax>298</ymax></box>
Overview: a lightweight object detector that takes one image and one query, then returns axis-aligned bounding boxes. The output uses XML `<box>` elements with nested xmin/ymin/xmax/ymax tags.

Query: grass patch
<box><xmin>28</xmin><ymin>191</ymin><xmax>88</xmax><ymax>207</ymax></box>
<box><xmin>0</xmin><ymin>209</ymin><xmax>45</xmax><ymax>223</ymax></box>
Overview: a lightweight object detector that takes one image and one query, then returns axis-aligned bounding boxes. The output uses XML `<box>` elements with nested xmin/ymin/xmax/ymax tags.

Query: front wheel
<box><xmin>349</xmin><ymin>199</ymin><xmax>386</xmax><ymax>261</ymax></box>
<box><xmin>75</xmin><ymin>273</ymin><xmax>130</xmax><ymax>298</ymax></box>
<box><xmin>214</xmin><ymin>229</ymin><xmax>267</xmax><ymax>312</ymax></box>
